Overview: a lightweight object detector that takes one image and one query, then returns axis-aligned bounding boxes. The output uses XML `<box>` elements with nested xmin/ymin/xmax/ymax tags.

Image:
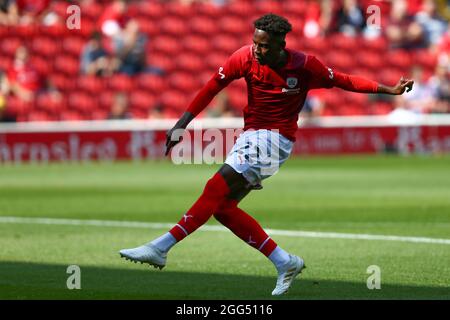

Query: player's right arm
<box><xmin>165</xmin><ymin>46</ymin><xmax>251</xmax><ymax>155</ymax></box>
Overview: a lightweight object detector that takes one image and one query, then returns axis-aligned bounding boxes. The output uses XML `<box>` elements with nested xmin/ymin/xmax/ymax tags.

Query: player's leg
<box><xmin>213</xmin><ymin>184</ymin><xmax>305</xmax><ymax>295</ymax></box>
<box><xmin>119</xmin><ymin>164</ymin><xmax>248</xmax><ymax>268</ymax></box>
<box><xmin>212</xmin><ymin>130</ymin><xmax>305</xmax><ymax>295</ymax></box>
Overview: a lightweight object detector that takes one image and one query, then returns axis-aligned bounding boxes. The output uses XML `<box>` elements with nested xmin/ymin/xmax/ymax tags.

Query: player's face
<box><xmin>252</xmin><ymin>29</ymin><xmax>284</xmax><ymax>66</ymax></box>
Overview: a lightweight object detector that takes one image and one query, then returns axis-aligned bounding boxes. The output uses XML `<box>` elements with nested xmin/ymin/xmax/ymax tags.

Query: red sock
<box><xmin>213</xmin><ymin>199</ymin><xmax>277</xmax><ymax>257</ymax></box>
<box><xmin>169</xmin><ymin>173</ymin><xmax>230</xmax><ymax>241</ymax></box>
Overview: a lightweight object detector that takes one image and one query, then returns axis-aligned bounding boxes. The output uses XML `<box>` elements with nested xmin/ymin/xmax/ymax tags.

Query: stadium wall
<box><xmin>1</xmin><ymin>116</ymin><xmax>450</xmax><ymax>164</ymax></box>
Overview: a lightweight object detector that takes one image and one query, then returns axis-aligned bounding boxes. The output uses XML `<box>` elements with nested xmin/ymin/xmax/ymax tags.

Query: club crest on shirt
<box><xmin>286</xmin><ymin>77</ymin><xmax>298</xmax><ymax>88</ymax></box>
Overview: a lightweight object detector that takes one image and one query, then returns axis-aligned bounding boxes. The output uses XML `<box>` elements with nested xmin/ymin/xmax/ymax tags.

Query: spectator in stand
<box><xmin>303</xmin><ymin>0</ymin><xmax>333</xmax><ymax>38</ymax></box>
<box><xmin>334</xmin><ymin>0</ymin><xmax>366</xmax><ymax>37</ymax></box>
<box><xmin>148</xmin><ymin>102</ymin><xmax>164</xmax><ymax>119</ymax></box>
<box><xmin>404</xmin><ymin>65</ymin><xmax>436</xmax><ymax>113</ymax></box>
<box><xmin>99</xmin><ymin>0</ymin><xmax>163</xmax><ymax>75</ymax></box>
<box><xmin>415</xmin><ymin>0</ymin><xmax>448</xmax><ymax>47</ymax></box>
<box><xmin>428</xmin><ymin>63</ymin><xmax>450</xmax><ymax>113</ymax></box>
<box><xmin>0</xmin><ymin>0</ymin><xmax>18</xmax><ymax>25</ymax></box>
<box><xmin>112</xmin><ymin>19</ymin><xmax>148</xmax><ymax>75</ymax></box>
<box><xmin>385</xmin><ymin>0</ymin><xmax>427</xmax><ymax>49</ymax></box>
<box><xmin>5</xmin><ymin>46</ymin><xmax>42</xmax><ymax>102</ymax></box>
<box><xmin>301</xmin><ymin>95</ymin><xmax>325</xmax><ymax>120</ymax></box>
<box><xmin>80</xmin><ymin>31</ymin><xmax>117</xmax><ymax>77</ymax></box>
<box><xmin>108</xmin><ymin>92</ymin><xmax>131</xmax><ymax>120</ymax></box>
<box><xmin>15</xmin><ymin>0</ymin><xmax>59</xmax><ymax>26</ymax></box>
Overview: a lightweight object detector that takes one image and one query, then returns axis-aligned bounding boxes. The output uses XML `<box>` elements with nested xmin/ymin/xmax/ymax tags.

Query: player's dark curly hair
<box><xmin>253</xmin><ymin>14</ymin><xmax>292</xmax><ymax>37</ymax></box>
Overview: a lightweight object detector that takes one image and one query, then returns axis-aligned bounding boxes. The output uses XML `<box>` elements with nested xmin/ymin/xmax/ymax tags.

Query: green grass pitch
<box><xmin>0</xmin><ymin>155</ymin><xmax>449</xmax><ymax>299</ymax></box>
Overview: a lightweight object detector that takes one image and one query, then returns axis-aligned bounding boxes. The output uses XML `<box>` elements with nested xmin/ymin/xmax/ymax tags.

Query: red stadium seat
<box><xmin>182</xmin><ymin>35</ymin><xmax>211</xmax><ymax>54</ymax></box>
<box><xmin>189</xmin><ymin>16</ymin><xmax>218</xmax><ymax>36</ymax></box>
<box><xmin>160</xmin><ymin>90</ymin><xmax>190</xmax><ymax>113</ymax></box>
<box><xmin>31</xmin><ymin>36</ymin><xmax>60</xmax><ymax>57</ymax></box>
<box><xmin>160</xmin><ymin>16</ymin><xmax>187</xmax><ymax>36</ymax></box>
<box><xmin>76</xmin><ymin>76</ymin><xmax>104</xmax><ymax>94</ymax></box>
<box><xmin>28</xmin><ymin>111</ymin><xmax>52</xmax><ymax>122</ymax></box>
<box><xmin>324</xmin><ymin>50</ymin><xmax>354</xmax><ymax>72</ymax></box>
<box><xmin>68</xmin><ymin>92</ymin><xmax>98</xmax><ymax>114</ymax></box>
<box><xmin>135</xmin><ymin>17</ymin><xmax>160</xmax><ymax>37</ymax></box>
<box><xmin>137</xmin><ymin>1</ymin><xmax>164</xmax><ymax>19</ymax></box>
<box><xmin>282</xmin><ymin>1</ymin><xmax>307</xmax><ymax>17</ymax></box>
<box><xmin>99</xmin><ymin>90</ymin><xmax>115</xmax><ymax>110</ymax></box>
<box><xmin>387</xmin><ymin>50</ymin><xmax>412</xmax><ymax>71</ymax></box>
<box><xmin>135</xmin><ymin>73</ymin><xmax>166</xmax><ymax>93</ymax></box>
<box><xmin>0</xmin><ymin>56</ymin><xmax>13</xmax><ymax>71</ymax></box>
<box><xmin>29</xmin><ymin>56</ymin><xmax>52</xmax><ymax>75</ymax></box>
<box><xmin>218</xmin><ymin>16</ymin><xmax>251</xmax><ymax>36</ymax></box>
<box><xmin>106</xmin><ymin>74</ymin><xmax>133</xmax><ymax>92</ymax></box>
<box><xmin>176</xmin><ymin>53</ymin><xmax>204</xmax><ymax>73</ymax></box>
<box><xmin>36</xmin><ymin>93</ymin><xmax>65</xmax><ymax>114</ymax></box>
<box><xmin>226</xmin><ymin>1</ymin><xmax>253</xmax><ymax>16</ymax></box>
<box><xmin>59</xmin><ymin>110</ymin><xmax>85</xmax><ymax>121</ymax></box>
<box><xmin>212</xmin><ymin>34</ymin><xmax>241</xmax><ymax>55</ymax></box>
<box><xmin>129</xmin><ymin>90</ymin><xmax>157</xmax><ymax>111</ymax></box>
<box><xmin>330</xmin><ymin>34</ymin><xmax>360</xmax><ymax>52</ymax></box>
<box><xmin>91</xmin><ymin>109</ymin><xmax>109</xmax><ymax>120</ymax></box>
<box><xmin>168</xmin><ymin>72</ymin><xmax>201</xmax><ymax>92</ymax></box>
<box><xmin>0</xmin><ymin>36</ymin><xmax>22</xmax><ymax>57</ymax></box>
<box><xmin>62</xmin><ymin>36</ymin><xmax>86</xmax><ymax>57</ymax></box>
<box><xmin>49</xmin><ymin>74</ymin><xmax>76</xmax><ymax>93</ymax></box>
<box><xmin>54</xmin><ymin>55</ymin><xmax>80</xmax><ymax>75</ymax></box>
<box><xmin>358</xmin><ymin>51</ymin><xmax>384</xmax><ymax>71</ymax></box>
<box><xmin>150</xmin><ymin>35</ymin><xmax>181</xmax><ymax>55</ymax></box>
<box><xmin>147</xmin><ymin>53</ymin><xmax>176</xmax><ymax>73</ymax></box>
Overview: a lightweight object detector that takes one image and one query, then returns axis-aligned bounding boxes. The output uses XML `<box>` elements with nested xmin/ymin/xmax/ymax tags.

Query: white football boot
<box><xmin>119</xmin><ymin>242</ymin><xmax>167</xmax><ymax>269</ymax></box>
<box><xmin>271</xmin><ymin>255</ymin><xmax>305</xmax><ymax>296</ymax></box>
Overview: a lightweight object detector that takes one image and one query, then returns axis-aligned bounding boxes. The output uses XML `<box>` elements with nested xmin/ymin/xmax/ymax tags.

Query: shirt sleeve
<box><xmin>304</xmin><ymin>55</ymin><xmax>378</xmax><ymax>93</ymax></box>
<box><xmin>186</xmin><ymin>47</ymin><xmax>250</xmax><ymax>116</ymax></box>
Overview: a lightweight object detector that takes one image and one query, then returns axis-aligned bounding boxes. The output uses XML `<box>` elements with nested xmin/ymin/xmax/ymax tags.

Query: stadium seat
<box><xmin>107</xmin><ymin>74</ymin><xmax>134</xmax><ymax>92</ymax></box>
<box><xmin>62</xmin><ymin>36</ymin><xmax>86</xmax><ymax>57</ymax></box>
<box><xmin>0</xmin><ymin>36</ymin><xmax>22</xmax><ymax>57</ymax></box>
<box><xmin>68</xmin><ymin>92</ymin><xmax>98</xmax><ymax>114</ymax></box>
<box><xmin>129</xmin><ymin>90</ymin><xmax>157</xmax><ymax>111</ymax></box>
<box><xmin>160</xmin><ymin>90</ymin><xmax>190</xmax><ymax>113</ymax></box>
<box><xmin>59</xmin><ymin>110</ymin><xmax>85</xmax><ymax>121</ymax></box>
<box><xmin>135</xmin><ymin>73</ymin><xmax>166</xmax><ymax>93</ymax></box>
<box><xmin>176</xmin><ymin>53</ymin><xmax>204</xmax><ymax>73</ymax></box>
<box><xmin>151</xmin><ymin>35</ymin><xmax>181</xmax><ymax>55</ymax></box>
<box><xmin>31</xmin><ymin>36</ymin><xmax>60</xmax><ymax>57</ymax></box>
<box><xmin>76</xmin><ymin>76</ymin><xmax>105</xmax><ymax>94</ymax></box>
<box><xmin>189</xmin><ymin>16</ymin><xmax>218</xmax><ymax>36</ymax></box>
<box><xmin>160</xmin><ymin>16</ymin><xmax>187</xmax><ymax>36</ymax></box>
<box><xmin>387</xmin><ymin>50</ymin><xmax>412</xmax><ymax>71</ymax></box>
<box><xmin>49</xmin><ymin>74</ymin><xmax>76</xmax><ymax>93</ymax></box>
<box><xmin>29</xmin><ymin>56</ymin><xmax>52</xmax><ymax>76</ymax></box>
<box><xmin>54</xmin><ymin>55</ymin><xmax>80</xmax><ymax>76</ymax></box>
<box><xmin>182</xmin><ymin>35</ymin><xmax>211</xmax><ymax>54</ymax></box>
<box><xmin>168</xmin><ymin>71</ymin><xmax>201</xmax><ymax>92</ymax></box>
<box><xmin>28</xmin><ymin>111</ymin><xmax>52</xmax><ymax>122</ymax></box>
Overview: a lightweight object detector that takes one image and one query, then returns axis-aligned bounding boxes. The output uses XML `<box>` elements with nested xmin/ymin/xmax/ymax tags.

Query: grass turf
<box><xmin>0</xmin><ymin>155</ymin><xmax>449</xmax><ymax>299</ymax></box>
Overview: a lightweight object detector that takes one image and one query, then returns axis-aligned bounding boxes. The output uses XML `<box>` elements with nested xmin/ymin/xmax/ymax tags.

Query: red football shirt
<box><xmin>188</xmin><ymin>45</ymin><xmax>378</xmax><ymax>141</ymax></box>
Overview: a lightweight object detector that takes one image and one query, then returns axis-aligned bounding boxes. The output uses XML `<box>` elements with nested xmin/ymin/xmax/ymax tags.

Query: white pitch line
<box><xmin>0</xmin><ymin>216</ymin><xmax>449</xmax><ymax>245</ymax></box>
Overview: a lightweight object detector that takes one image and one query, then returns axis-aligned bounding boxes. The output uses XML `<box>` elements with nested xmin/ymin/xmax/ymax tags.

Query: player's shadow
<box><xmin>0</xmin><ymin>261</ymin><xmax>448</xmax><ymax>299</ymax></box>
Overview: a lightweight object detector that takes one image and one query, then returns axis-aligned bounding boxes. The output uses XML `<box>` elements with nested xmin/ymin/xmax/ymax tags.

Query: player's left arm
<box><xmin>305</xmin><ymin>55</ymin><xmax>414</xmax><ymax>95</ymax></box>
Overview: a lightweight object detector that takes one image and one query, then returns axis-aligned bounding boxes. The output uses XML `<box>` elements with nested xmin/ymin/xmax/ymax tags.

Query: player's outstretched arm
<box><xmin>377</xmin><ymin>77</ymin><xmax>414</xmax><ymax>95</ymax></box>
